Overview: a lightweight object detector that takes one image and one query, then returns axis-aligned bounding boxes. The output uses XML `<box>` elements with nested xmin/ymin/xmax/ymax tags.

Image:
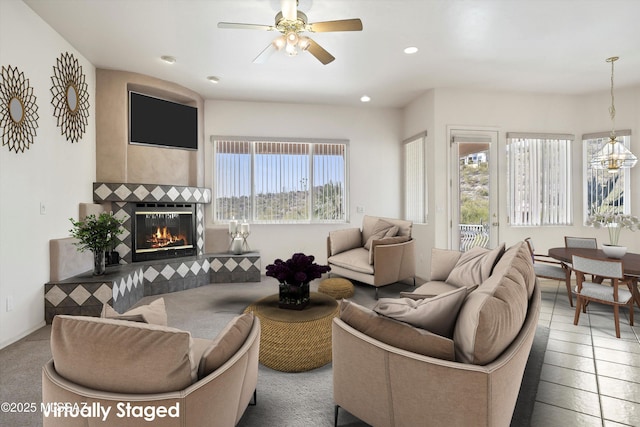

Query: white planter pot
<box><xmin>602</xmin><ymin>244</ymin><xmax>627</xmax><ymax>259</ymax></box>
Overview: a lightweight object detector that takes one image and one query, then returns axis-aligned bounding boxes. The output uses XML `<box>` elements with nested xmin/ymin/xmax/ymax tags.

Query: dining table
<box><xmin>548</xmin><ymin>247</ymin><xmax>640</xmax><ymax>308</ymax></box>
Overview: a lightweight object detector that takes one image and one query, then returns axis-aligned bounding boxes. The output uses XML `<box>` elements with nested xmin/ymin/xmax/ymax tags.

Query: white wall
<box><xmin>0</xmin><ymin>1</ymin><xmax>96</xmax><ymax>348</ymax></box>
<box><xmin>203</xmin><ymin>100</ymin><xmax>403</xmax><ymax>268</ymax></box>
<box><xmin>404</xmin><ymin>86</ymin><xmax>640</xmax><ymax>279</ymax></box>
<box><xmin>402</xmin><ymin>90</ymin><xmax>435</xmax><ymax>280</ymax></box>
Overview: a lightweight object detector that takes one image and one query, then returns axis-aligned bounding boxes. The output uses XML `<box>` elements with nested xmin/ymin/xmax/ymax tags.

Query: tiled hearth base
<box><xmin>44</xmin><ymin>252</ymin><xmax>261</xmax><ymax>324</ymax></box>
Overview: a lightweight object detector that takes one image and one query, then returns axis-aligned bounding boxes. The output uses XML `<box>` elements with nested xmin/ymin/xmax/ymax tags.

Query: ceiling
<box><xmin>24</xmin><ymin>0</ymin><xmax>640</xmax><ymax>108</ymax></box>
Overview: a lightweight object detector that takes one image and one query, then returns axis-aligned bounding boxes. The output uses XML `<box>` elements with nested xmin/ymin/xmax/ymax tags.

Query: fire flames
<box><xmin>147</xmin><ymin>226</ymin><xmax>187</xmax><ymax>248</ymax></box>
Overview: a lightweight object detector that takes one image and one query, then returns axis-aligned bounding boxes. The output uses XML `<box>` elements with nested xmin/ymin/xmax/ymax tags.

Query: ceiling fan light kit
<box><xmin>218</xmin><ymin>0</ymin><xmax>362</xmax><ymax>65</ymax></box>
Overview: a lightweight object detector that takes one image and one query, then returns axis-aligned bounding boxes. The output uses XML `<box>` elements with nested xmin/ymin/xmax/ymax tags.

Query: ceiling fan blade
<box><xmin>308</xmin><ymin>19</ymin><xmax>363</xmax><ymax>32</ymax></box>
<box><xmin>253</xmin><ymin>43</ymin><xmax>278</xmax><ymax>64</ymax></box>
<box><xmin>280</xmin><ymin>0</ymin><xmax>297</xmax><ymax>21</ymax></box>
<box><xmin>306</xmin><ymin>39</ymin><xmax>335</xmax><ymax>65</ymax></box>
<box><xmin>217</xmin><ymin>22</ymin><xmax>274</xmax><ymax>31</ymax></box>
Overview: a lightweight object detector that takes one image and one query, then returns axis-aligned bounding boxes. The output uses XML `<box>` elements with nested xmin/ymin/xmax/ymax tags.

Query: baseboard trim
<box><xmin>0</xmin><ymin>321</ymin><xmax>46</xmax><ymax>350</ymax></box>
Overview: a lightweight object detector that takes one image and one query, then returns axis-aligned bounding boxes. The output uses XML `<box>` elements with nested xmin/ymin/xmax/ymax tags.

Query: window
<box><xmin>583</xmin><ymin>130</ymin><xmax>632</xmax><ymax>219</ymax></box>
<box><xmin>213</xmin><ymin>137</ymin><xmax>348</xmax><ymax>223</ymax></box>
<box><xmin>507</xmin><ymin>133</ymin><xmax>573</xmax><ymax>226</ymax></box>
<box><xmin>403</xmin><ymin>132</ymin><xmax>427</xmax><ymax>223</ymax></box>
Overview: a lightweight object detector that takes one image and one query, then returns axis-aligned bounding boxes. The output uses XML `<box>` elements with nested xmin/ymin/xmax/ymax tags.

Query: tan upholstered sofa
<box><xmin>42</xmin><ymin>305</ymin><xmax>260</xmax><ymax>427</ymax></box>
<box><xmin>332</xmin><ymin>241</ymin><xmax>540</xmax><ymax>427</ymax></box>
<box><xmin>327</xmin><ymin>215</ymin><xmax>415</xmax><ymax>298</ymax></box>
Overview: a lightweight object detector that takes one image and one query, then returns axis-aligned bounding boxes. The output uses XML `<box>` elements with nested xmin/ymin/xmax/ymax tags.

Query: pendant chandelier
<box><xmin>590</xmin><ymin>56</ymin><xmax>638</xmax><ymax>173</ymax></box>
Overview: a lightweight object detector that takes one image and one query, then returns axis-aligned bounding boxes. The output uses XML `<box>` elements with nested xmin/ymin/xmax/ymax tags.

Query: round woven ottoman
<box><xmin>243</xmin><ymin>292</ymin><xmax>339</xmax><ymax>372</ymax></box>
<box><xmin>318</xmin><ymin>278</ymin><xmax>355</xmax><ymax>299</ymax></box>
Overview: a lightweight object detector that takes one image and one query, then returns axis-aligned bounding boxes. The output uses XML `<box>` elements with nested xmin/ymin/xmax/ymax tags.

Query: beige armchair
<box><xmin>327</xmin><ymin>215</ymin><xmax>415</xmax><ymax>298</ymax></box>
<box><xmin>42</xmin><ymin>312</ymin><xmax>260</xmax><ymax>427</ymax></box>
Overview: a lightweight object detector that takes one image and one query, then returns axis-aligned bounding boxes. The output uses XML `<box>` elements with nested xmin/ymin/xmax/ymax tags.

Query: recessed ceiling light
<box><xmin>207</xmin><ymin>76</ymin><xmax>220</xmax><ymax>84</ymax></box>
<box><xmin>404</xmin><ymin>46</ymin><xmax>418</xmax><ymax>55</ymax></box>
<box><xmin>160</xmin><ymin>55</ymin><xmax>176</xmax><ymax>64</ymax></box>
<box><xmin>360</xmin><ymin>95</ymin><xmax>371</xmax><ymax>103</ymax></box>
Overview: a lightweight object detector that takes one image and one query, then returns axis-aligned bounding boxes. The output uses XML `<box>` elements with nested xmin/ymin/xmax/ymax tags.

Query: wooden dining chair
<box><xmin>571</xmin><ymin>255</ymin><xmax>634</xmax><ymax>338</ymax></box>
<box><xmin>564</xmin><ymin>236</ymin><xmax>599</xmax><ymax>283</ymax></box>
<box><xmin>525</xmin><ymin>237</ymin><xmax>573</xmax><ymax>306</ymax></box>
<box><xmin>564</xmin><ymin>236</ymin><xmax>598</xmax><ymax>249</ymax></box>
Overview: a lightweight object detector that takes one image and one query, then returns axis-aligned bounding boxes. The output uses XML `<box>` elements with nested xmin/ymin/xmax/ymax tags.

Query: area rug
<box><xmin>165</xmin><ymin>280</ymin><xmax>549</xmax><ymax>427</ymax></box>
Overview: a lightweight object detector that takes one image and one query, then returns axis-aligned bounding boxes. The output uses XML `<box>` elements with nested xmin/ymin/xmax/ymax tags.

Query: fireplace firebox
<box><xmin>132</xmin><ymin>203</ymin><xmax>197</xmax><ymax>262</ymax></box>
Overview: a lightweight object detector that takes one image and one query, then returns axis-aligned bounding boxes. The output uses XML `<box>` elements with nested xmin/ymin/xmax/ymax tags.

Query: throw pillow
<box><xmin>101</xmin><ymin>297</ymin><xmax>168</xmax><ymax>326</ymax></box>
<box><xmin>453</xmin><ymin>243</ymin><xmax>530</xmax><ymax>364</ymax></box>
<box><xmin>329</xmin><ymin>227</ymin><xmax>363</xmax><ymax>256</ymax></box>
<box><xmin>198</xmin><ymin>313</ymin><xmax>254</xmax><ymax>378</ymax></box>
<box><xmin>445</xmin><ymin>243</ymin><xmax>505</xmax><ymax>289</ymax></box>
<box><xmin>363</xmin><ymin>220</ymin><xmax>397</xmax><ymax>250</ymax></box>
<box><xmin>339</xmin><ymin>300</ymin><xmax>455</xmax><ymax>360</ymax></box>
<box><xmin>372</xmin><ymin>286</ymin><xmax>467</xmax><ymax>337</ymax></box>
<box><xmin>368</xmin><ymin>234</ymin><xmax>411</xmax><ymax>264</ymax></box>
<box><xmin>400</xmin><ymin>284</ymin><xmax>479</xmax><ymax>300</ymax></box>
<box><xmin>51</xmin><ymin>315</ymin><xmax>195</xmax><ymax>394</ymax></box>
<box><xmin>430</xmin><ymin>248</ymin><xmax>463</xmax><ymax>281</ymax></box>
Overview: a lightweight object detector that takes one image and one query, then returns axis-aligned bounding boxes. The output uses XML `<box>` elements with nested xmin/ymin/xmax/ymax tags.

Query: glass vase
<box><xmin>93</xmin><ymin>250</ymin><xmax>106</xmax><ymax>275</ymax></box>
<box><xmin>607</xmin><ymin>223</ymin><xmax>622</xmax><ymax>246</ymax></box>
<box><xmin>278</xmin><ymin>282</ymin><xmax>310</xmax><ymax>310</ymax></box>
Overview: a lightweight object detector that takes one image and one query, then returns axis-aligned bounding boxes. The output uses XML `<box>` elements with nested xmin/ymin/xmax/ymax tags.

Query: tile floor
<box><xmin>531</xmin><ymin>278</ymin><xmax>640</xmax><ymax>426</ymax></box>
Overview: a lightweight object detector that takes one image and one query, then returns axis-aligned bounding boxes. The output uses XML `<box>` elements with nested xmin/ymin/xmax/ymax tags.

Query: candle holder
<box><xmin>241</xmin><ymin>230</ymin><xmax>251</xmax><ymax>252</ymax></box>
<box><xmin>228</xmin><ymin>220</ymin><xmax>251</xmax><ymax>254</ymax></box>
<box><xmin>230</xmin><ymin>235</ymin><xmax>243</xmax><ymax>254</ymax></box>
<box><xmin>228</xmin><ymin>219</ymin><xmax>240</xmax><ymax>253</ymax></box>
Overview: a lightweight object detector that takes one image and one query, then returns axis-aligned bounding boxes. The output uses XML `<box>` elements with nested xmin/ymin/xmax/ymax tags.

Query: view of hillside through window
<box><xmin>459</xmin><ymin>151</ymin><xmax>490</xmax><ymax>251</ymax></box>
<box><xmin>214</xmin><ymin>139</ymin><xmax>347</xmax><ymax>223</ymax></box>
<box><xmin>460</xmin><ymin>153</ymin><xmax>489</xmax><ymax>226</ymax></box>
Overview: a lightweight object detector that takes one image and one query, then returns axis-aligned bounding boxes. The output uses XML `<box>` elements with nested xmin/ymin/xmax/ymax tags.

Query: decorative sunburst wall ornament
<box><xmin>51</xmin><ymin>52</ymin><xmax>89</xmax><ymax>142</ymax></box>
<box><xmin>0</xmin><ymin>65</ymin><xmax>39</xmax><ymax>153</ymax></box>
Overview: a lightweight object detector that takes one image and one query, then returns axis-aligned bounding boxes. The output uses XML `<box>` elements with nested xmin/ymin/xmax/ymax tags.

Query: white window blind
<box><xmin>583</xmin><ymin>130</ymin><xmax>631</xmax><ymax>219</ymax></box>
<box><xmin>214</xmin><ymin>140</ymin><xmax>251</xmax><ymax>221</ymax></box>
<box><xmin>313</xmin><ymin>143</ymin><xmax>347</xmax><ymax>221</ymax></box>
<box><xmin>507</xmin><ymin>133</ymin><xmax>573</xmax><ymax>226</ymax></box>
<box><xmin>254</xmin><ymin>141</ymin><xmax>310</xmax><ymax>222</ymax></box>
<box><xmin>404</xmin><ymin>132</ymin><xmax>427</xmax><ymax>223</ymax></box>
<box><xmin>213</xmin><ymin>137</ymin><xmax>348</xmax><ymax>223</ymax></box>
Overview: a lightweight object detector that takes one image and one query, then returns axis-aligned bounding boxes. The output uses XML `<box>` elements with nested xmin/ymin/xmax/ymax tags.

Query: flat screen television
<box><xmin>129</xmin><ymin>91</ymin><xmax>198</xmax><ymax>150</ymax></box>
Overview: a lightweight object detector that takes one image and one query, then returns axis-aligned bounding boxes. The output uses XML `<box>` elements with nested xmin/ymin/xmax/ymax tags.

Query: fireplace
<box><xmin>131</xmin><ymin>203</ymin><xmax>197</xmax><ymax>262</ymax></box>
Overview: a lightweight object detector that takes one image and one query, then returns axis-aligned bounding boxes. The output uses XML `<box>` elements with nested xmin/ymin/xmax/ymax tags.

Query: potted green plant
<box><xmin>69</xmin><ymin>212</ymin><xmax>124</xmax><ymax>275</ymax></box>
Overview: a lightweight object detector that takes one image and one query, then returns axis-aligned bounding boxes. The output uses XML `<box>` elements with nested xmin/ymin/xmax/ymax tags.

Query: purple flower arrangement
<box><xmin>266</xmin><ymin>253</ymin><xmax>331</xmax><ymax>286</ymax></box>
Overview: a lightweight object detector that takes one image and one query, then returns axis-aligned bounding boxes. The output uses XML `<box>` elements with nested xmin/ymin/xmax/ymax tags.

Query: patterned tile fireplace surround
<box><xmin>44</xmin><ymin>182</ymin><xmax>260</xmax><ymax>323</ymax></box>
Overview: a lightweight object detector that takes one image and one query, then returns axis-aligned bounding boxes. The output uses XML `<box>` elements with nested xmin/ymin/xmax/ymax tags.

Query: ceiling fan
<box><xmin>217</xmin><ymin>0</ymin><xmax>363</xmax><ymax>65</ymax></box>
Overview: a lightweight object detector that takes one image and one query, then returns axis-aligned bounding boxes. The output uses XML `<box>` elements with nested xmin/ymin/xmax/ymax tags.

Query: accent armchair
<box><xmin>42</xmin><ymin>312</ymin><xmax>261</xmax><ymax>426</ymax></box>
<box><xmin>327</xmin><ymin>215</ymin><xmax>415</xmax><ymax>298</ymax></box>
